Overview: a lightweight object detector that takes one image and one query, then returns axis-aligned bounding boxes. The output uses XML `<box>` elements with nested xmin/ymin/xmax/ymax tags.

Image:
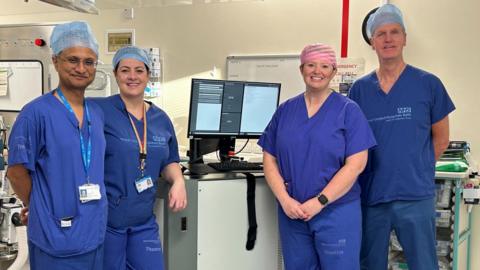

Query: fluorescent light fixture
<box><xmin>38</xmin><ymin>0</ymin><xmax>99</xmax><ymax>14</ymax></box>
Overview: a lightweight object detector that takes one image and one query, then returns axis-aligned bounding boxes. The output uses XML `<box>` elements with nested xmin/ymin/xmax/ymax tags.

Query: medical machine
<box><xmin>156</xmin><ymin>174</ymin><xmax>281</xmax><ymax>270</ymax></box>
<box><xmin>186</xmin><ymin>78</ymin><xmax>280</xmax><ymax>168</ymax></box>
<box><xmin>0</xmin><ymin>200</ymin><xmax>22</xmax><ymax>245</ymax></box>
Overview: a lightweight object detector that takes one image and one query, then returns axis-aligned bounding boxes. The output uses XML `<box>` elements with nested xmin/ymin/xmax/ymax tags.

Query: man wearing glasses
<box><xmin>7</xmin><ymin>21</ymin><xmax>106</xmax><ymax>269</ymax></box>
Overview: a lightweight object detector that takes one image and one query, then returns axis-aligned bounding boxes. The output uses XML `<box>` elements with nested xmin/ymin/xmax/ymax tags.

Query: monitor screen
<box><xmin>188</xmin><ymin>78</ymin><xmax>281</xmax><ymax>138</ymax></box>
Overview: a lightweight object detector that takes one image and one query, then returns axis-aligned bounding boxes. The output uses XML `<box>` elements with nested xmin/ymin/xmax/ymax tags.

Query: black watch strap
<box><xmin>317</xmin><ymin>194</ymin><xmax>329</xmax><ymax>206</ymax></box>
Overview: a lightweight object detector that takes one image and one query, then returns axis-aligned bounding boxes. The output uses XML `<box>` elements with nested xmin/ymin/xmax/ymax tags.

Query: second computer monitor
<box><xmin>188</xmin><ymin>78</ymin><xmax>281</xmax><ymax>138</ymax></box>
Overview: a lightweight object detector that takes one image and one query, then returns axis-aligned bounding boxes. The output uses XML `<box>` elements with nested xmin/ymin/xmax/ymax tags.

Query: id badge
<box><xmin>79</xmin><ymin>183</ymin><xmax>102</xmax><ymax>203</ymax></box>
<box><xmin>135</xmin><ymin>175</ymin><xmax>154</xmax><ymax>193</ymax></box>
<box><xmin>60</xmin><ymin>217</ymin><xmax>73</xmax><ymax>228</ymax></box>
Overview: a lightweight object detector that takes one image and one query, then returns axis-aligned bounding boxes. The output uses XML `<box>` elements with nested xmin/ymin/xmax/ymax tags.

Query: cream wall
<box><xmin>1</xmin><ymin>0</ymin><xmax>479</xmax><ymax>267</ymax></box>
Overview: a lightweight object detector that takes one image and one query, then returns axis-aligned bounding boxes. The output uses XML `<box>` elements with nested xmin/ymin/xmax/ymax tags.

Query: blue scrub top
<box><xmin>91</xmin><ymin>95</ymin><xmax>180</xmax><ymax>229</ymax></box>
<box><xmin>8</xmin><ymin>92</ymin><xmax>107</xmax><ymax>257</ymax></box>
<box><xmin>258</xmin><ymin>91</ymin><xmax>376</xmax><ymax>204</ymax></box>
<box><xmin>348</xmin><ymin>65</ymin><xmax>455</xmax><ymax>206</ymax></box>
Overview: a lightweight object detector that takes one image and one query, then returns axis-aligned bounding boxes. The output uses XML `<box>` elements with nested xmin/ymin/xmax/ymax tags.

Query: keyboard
<box><xmin>208</xmin><ymin>161</ymin><xmax>263</xmax><ymax>172</ymax></box>
<box><xmin>184</xmin><ymin>163</ymin><xmax>217</xmax><ymax>175</ymax></box>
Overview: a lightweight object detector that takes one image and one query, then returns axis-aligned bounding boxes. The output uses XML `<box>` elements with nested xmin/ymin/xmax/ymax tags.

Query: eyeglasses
<box><xmin>59</xmin><ymin>56</ymin><xmax>98</xmax><ymax>69</ymax></box>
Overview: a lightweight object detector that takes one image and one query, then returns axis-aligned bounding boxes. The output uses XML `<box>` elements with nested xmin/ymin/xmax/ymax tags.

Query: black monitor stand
<box><xmin>188</xmin><ymin>138</ymin><xmax>217</xmax><ymax>164</ymax></box>
<box><xmin>187</xmin><ymin>137</ymin><xmax>236</xmax><ymax>163</ymax></box>
<box><xmin>186</xmin><ymin>137</ymin><xmax>236</xmax><ymax>175</ymax></box>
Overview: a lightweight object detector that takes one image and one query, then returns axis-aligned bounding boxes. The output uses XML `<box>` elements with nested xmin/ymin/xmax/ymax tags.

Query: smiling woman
<box><xmin>258</xmin><ymin>43</ymin><xmax>376</xmax><ymax>270</ymax></box>
<box><xmin>89</xmin><ymin>45</ymin><xmax>187</xmax><ymax>270</ymax></box>
<box><xmin>114</xmin><ymin>58</ymin><xmax>149</xmax><ymax>101</ymax></box>
<box><xmin>299</xmin><ymin>44</ymin><xmax>337</xmax><ymax>117</ymax></box>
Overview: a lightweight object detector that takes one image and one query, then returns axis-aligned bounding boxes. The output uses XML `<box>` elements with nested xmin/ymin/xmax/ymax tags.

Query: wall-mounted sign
<box><xmin>331</xmin><ymin>57</ymin><xmax>365</xmax><ymax>95</ymax></box>
<box><xmin>106</xmin><ymin>29</ymin><xmax>135</xmax><ymax>54</ymax></box>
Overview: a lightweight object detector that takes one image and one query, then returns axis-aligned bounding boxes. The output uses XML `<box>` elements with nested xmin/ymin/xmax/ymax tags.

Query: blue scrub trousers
<box><xmin>279</xmin><ymin>199</ymin><xmax>361</xmax><ymax>270</ymax></box>
<box><xmin>103</xmin><ymin>216</ymin><xmax>164</xmax><ymax>270</ymax></box>
<box><xmin>361</xmin><ymin>198</ymin><xmax>438</xmax><ymax>270</ymax></box>
<box><xmin>28</xmin><ymin>242</ymin><xmax>103</xmax><ymax>270</ymax></box>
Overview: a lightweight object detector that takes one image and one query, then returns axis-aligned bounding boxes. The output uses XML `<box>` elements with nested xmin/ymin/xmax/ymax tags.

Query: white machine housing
<box><xmin>0</xmin><ymin>203</ymin><xmax>21</xmax><ymax>245</ymax></box>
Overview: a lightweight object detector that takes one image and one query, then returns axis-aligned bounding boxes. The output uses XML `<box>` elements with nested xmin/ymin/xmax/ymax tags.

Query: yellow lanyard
<box><xmin>128</xmin><ymin>104</ymin><xmax>148</xmax><ymax>175</ymax></box>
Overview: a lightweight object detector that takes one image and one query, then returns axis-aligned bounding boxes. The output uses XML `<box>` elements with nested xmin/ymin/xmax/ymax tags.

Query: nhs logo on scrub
<box><xmin>150</xmin><ymin>135</ymin><xmax>167</xmax><ymax>146</ymax></box>
<box><xmin>369</xmin><ymin>107</ymin><xmax>412</xmax><ymax>123</ymax></box>
<box><xmin>397</xmin><ymin>107</ymin><xmax>411</xmax><ymax>114</ymax></box>
<box><xmin>153</xmin><ymin>136</ymin><xmax>166</xmax><ymax>143</ymax></box>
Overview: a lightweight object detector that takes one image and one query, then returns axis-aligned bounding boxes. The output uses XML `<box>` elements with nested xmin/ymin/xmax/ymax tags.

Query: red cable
<box><xmin>341</xmin><ymin>0</ymin><xmax>350</xmax><ymax>58</ymax></box>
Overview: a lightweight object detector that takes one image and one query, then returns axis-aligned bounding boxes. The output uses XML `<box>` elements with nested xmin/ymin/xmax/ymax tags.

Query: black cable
<box><xmin>234</xmin><ymin>139</ymin><xmax>250</xmax><ymax>155</ymax></box>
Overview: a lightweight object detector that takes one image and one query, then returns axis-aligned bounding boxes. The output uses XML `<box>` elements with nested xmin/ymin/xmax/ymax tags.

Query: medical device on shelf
<box><xmin>0</xmin><ymin>116</ymin><xmax>25</xmax><ymax>263</ymax></box>
<box><xmin>463</xmin><ymin>175</ymin><xmax>480</xmax><ymax>205</ymax></box>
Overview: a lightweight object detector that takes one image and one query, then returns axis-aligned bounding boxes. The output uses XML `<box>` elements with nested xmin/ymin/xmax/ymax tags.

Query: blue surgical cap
<box><xmin>367</xmin><ymin>4</ymin><xmax>405</xmax><ymax>39</ymax></box>
<box><xmin>50</xmin><ymin>21</ymin><xmax>99</xmax><ymax>56</ymax></box>
<box><xmin>112</xmin><ymin>46</ymin><xmax>152</xmax><ymax>71</ymax></box>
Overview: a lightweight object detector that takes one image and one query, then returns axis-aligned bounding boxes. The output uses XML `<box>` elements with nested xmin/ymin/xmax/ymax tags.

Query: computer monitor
<box><xmin>187</xmin><ymin>78</ymin><xmax>280</xmax><ymax>162</ymax></box>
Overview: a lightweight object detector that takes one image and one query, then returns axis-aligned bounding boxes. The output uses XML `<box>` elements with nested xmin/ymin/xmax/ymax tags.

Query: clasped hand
<box><xmin>280</xmin><ymin>196</ymin><xmax>324</xmax><ymax>222</ymax></box>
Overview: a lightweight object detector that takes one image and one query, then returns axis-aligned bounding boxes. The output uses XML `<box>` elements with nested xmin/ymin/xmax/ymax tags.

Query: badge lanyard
<box><xmin>128</xmin><ymin>104</ymin><xmax>147</xmax><ymax>176</ymax></box>
<box><xmin>57</xmin><ymin>88</ymin><xmax>92</xmax><ymax>183</ymax></box>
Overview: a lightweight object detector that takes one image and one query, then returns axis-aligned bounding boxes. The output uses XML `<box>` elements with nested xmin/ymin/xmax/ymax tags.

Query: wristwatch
<box><xmin>317</xmin><ymin>193</ymin><xmax>329</xmax><ymax>206</ymax></box>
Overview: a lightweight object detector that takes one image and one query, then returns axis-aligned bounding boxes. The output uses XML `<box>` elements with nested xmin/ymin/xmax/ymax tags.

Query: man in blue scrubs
<box><xmin>7</xmin><ymin>21</ymin><xmax>106</xmax><ymax>269</ymax></box>
<box><xmin>348</xmin><ymin>4</ymin><xmax>455</xmax><ymax>270</ymax></box>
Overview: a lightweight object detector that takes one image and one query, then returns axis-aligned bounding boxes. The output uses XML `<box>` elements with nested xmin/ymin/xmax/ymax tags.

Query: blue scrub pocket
<box><xmin>41</xmin><ymin>199</ymin><xmax>106</xmax><ymax>256</ymax></box>
<box><xmin>50</xmin><ymin>203</ymin><xmax>79</xmax><ymax>223</ymax></box>
<box><xmin>138</xmin><ymin>185</ymin><xmax>157</xmax><ymax>202</ymax></box>
<box><xmin>48</xmin><ymin>190</ymin><xmax>80</xmax><ymax>232</ymax></box>
<box><xmin>131</xmin><ymin>187</ymin><xmax>157</xmax><ymax>225</ymax></box>
<box><xmin>107</xmin><ymin>194</ymin><xmax>128</xmax><ymax>228</ymax></box>
<box><xmin>107</xmin><ymin>186</ymin><xmax>157</xmax><ymax>228</ymax></box>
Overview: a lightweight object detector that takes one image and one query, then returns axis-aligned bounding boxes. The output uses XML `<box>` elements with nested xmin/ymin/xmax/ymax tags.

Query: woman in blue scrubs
<box><xmin>258</xmin><ymin>43</ymin><xmax>376</xmax><ymax>270</ymax></box>
<box><xmin>92</xmin><ymin>46</ymin><xmax>187</xmax><ymax>270</ymax></box>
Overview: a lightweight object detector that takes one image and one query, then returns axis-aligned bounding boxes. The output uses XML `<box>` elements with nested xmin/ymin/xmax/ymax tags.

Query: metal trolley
<box><xmin>435</xmin><ymin>171</ymin><xmax>472</xmax><ymax>270</ymax></box>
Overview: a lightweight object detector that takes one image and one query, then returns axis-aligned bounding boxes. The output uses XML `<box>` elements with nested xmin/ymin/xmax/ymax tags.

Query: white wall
<box><xmin>1</xmin><ymin>0</ymin><xmax>480</xmax><ymax>267</ymax></box>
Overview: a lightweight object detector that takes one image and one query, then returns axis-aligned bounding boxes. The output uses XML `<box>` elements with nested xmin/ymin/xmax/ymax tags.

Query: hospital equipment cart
<box><xmin>389</xmin><ymin>171</ymin><xmax>472</xmax><ymax>270</ymax></box>
<box><xmin>436</xmin><ymin>171</ymin><xmax>472</xmax><ymax>270</ymax></box>
<box><xmin>155</xmin><ymin>172</ymin><xmax>281</xmax><ymax>270</ymax></box>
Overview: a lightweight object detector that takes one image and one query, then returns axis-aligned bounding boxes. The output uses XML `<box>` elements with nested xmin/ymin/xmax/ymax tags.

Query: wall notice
<box><xmin>331</xmin><ymin>58</ymin><xmax>365</xmax><ymax>95</ymax></box>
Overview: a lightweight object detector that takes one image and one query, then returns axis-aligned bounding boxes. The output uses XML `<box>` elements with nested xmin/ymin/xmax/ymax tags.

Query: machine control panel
<box><xmin>0</xmin><ymin>37</ymin><xmax>48</xmax><ymax>48</ymax></box>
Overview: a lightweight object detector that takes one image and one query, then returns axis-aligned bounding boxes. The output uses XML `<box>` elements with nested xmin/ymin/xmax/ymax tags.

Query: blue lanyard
<box><xmin>57</xmin><ymin>88</ymin><xmax>92</xmax><ymax>183</ymax></box>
